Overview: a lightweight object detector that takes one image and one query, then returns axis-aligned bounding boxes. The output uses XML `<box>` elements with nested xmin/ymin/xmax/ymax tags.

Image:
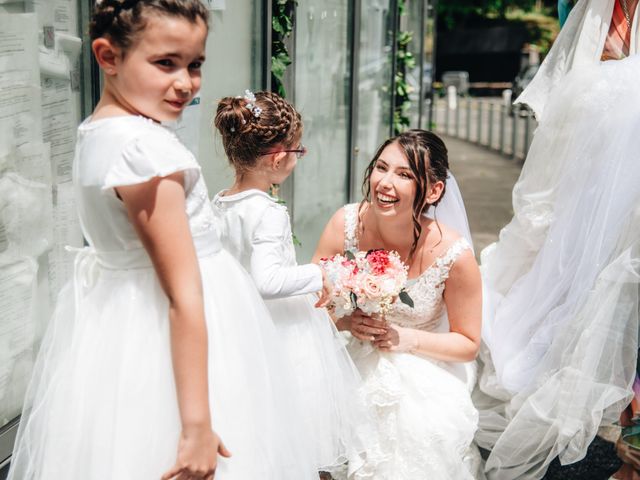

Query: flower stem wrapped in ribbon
<box><xmin>320</xmin><ymin>249</ymin><xmax>414</xmax><ymax>319</ymax></box>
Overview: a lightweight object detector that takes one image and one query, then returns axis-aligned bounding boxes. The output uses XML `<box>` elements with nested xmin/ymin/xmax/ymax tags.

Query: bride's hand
<box><xmin>374</xmin><ymin>324</ymin><xmax>418</xmax><ymax>353</ymax></box>
<box><xmin>339</xmin><ymin>310</ymin><xmax>388</xmax><ymax>341</ymax></box>
<box><xmin>161</xmin><ymin>427</ymin><xmax>231</xmax><ymax>480</ymax></box>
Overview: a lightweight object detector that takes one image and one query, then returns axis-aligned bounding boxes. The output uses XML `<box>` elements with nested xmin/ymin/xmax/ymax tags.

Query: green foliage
<box><xmin>393</xmin><ymin>0</ymin><xmax>415</xmax><ymax>135</ymax></box>
<box><xmin>271</xmin><ymin>0</ymin><xmax>297</xmax><ymax>98</ymax></box>
<box><xmin>437</xmin><ymin>0</ymin><xmax>538</xmax><ymax>29</ymax></box>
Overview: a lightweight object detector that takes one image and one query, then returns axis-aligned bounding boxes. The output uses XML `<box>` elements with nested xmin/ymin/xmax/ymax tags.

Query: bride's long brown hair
<box><xmin>359</xmin><ymin>129</ymin><xmax>449</xmax><ymax>261</ymax></box>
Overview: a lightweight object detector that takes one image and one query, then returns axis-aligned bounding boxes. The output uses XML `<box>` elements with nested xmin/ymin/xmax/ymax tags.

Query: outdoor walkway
<box><xmin>445</xmin><ymin>135</ymin><xmax>522</xmax><ymax>255</ymax></box>
<box><xmin>445</xmin><ymin>135</ymin><xmax>621</xmax><ymax>479</ymax></box>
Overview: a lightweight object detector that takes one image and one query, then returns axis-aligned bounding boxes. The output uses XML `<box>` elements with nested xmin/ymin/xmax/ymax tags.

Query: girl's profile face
<box><xmin>369</xmin><ymin>142</ymin><xmax>417</xmax><ymax>218</ymax></box>
<box><xmin>110</xmin><ymin>15</ymin><xmax>207</xmax><ymax>122</ymax></box>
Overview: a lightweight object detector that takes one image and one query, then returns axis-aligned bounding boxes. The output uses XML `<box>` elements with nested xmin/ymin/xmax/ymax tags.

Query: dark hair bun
<box><xmin>214</xmin><ymin>97</ymin><xmax>254</xmax><ymax>137</ymax></box>
<box><xmin>214</xmin><ymin>91</ymin><xmax>303</xmax><ymax>173</ymax></box>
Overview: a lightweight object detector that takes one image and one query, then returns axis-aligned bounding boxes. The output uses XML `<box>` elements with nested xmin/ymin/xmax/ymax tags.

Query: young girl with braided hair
<box><xmin>8</xmin><ymin>2</ymin><xmax>317</xmax><ymax>479</ymax></box>
<box><xmin>212</xmin><ymin>90</ymin><xmax>372</xmax><ymax>478</ymax></box>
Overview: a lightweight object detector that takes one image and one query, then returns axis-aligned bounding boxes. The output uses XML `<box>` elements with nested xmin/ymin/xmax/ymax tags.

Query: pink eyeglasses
<box><xmin>262</xmin><ymin>144</ymin><xmax>308</xmax><ymax>159</ymax></box>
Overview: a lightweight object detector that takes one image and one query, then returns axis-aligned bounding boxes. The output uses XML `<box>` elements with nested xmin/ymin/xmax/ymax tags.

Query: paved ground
<box><xmin>445</xmin><ymin>135</ymin><xmax>622</xmax><ymax>479</ymax></box>
<box><xmin>445</xmin><ymin>135</ymin><xmax>522</xmax><ymax>256</ymax></box>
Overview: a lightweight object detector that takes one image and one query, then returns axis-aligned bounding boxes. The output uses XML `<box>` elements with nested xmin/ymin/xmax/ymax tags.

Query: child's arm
<box><xmin>117</xmin><ymin>173</ymin><xmax>230</xmax><ymax>478</ymax></box>
<box><xmin>250</xmin><ymin>204</ymin><xmax>323</xmax><ymax>299</ymax></box>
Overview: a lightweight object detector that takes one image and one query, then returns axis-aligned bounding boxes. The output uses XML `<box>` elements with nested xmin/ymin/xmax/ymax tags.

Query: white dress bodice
<box><xmin>211</xmin><ymin>189</ymin><xmax>322</xmax><ymax>299</ymax></box>
<box><xmin>74</xmin><ymin>115</ymin><xmax>219</xmax><ymax>259</ymax></box>
<box><xmin>343</xmin><ymin>203</ymin><xmax>471</xmax><ymax>333</ymax></box>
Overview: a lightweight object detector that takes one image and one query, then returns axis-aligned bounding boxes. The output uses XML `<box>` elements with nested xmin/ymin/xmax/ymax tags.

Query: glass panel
<box><xmin>422</xmin><ymin>1</ymin><xmax>436</xmax><ymax>129</ymax></box>
<box><xmin>293</xmin><ymin>1</ymin><xmax>352</xmax><ymax>261</ymax></box>
<box><xmin>0</xmin><ymin>1</ymin><xmax>85</xmax><ymax>445</ymax></box>
<box><xmin>186</xmin><ymin>1</ymin><xmax>264</xmax><ymax>197</ymax></box>
<box><xmin>405</xmin><ymin>0</ymin><xmax>423</xmax><ymax>128</ymax></box>
<box><xmin>352</xmin><ymin>0</ymin><xmax>394</xmax><ymax>198</ymax></box>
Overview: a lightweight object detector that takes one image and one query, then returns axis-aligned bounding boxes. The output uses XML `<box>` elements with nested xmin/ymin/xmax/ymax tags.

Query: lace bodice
<box><xmin>343</xmin><ymin>203</ymin><xmax>471</xmax><ymax>332</ymax></box>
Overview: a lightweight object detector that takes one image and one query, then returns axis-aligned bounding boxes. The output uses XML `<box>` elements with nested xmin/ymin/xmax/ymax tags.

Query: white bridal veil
<box><xmin>425</xmin><ymin>170</ymin><xmax>474</xmax><ymax>252</ymax></box>
<box><xmin>476</xmin><ymin>1</ymin><xmax>640</xmax><ymax>478</ymax></box>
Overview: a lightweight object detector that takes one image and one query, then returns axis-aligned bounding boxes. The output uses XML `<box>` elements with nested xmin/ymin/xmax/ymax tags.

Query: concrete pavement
<box><xmin>444</xmin><ymin>135</ymin><xmax>522</xmax><ymax>256</ymax></box>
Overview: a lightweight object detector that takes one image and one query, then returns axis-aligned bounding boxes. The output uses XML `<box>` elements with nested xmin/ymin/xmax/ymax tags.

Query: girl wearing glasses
<box><xmin>211</xmin><ymin>90</ymin><xmax>371</xmax><ymax>478</ymax></box>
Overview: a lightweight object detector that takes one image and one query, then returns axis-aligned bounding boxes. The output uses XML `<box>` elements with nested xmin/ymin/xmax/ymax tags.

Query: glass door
<box><xmin>292</xmin><ymin>0</ymin><xmax>353</xmax><ymax>261</ymax></box>
<box><xmin>350</xmin><ymin>0</ymin><xmax>395</xmax><ymax>199</ymax></box>
<box><xmin>181</xmin><ymin>0</ymin><xmax>266</xmax><ymax>196</ymax></box>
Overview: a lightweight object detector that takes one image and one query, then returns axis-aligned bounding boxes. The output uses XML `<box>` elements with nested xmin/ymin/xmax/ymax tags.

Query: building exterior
<box><xmin>0</xmin><ymin>0</ymin><xmax>435</xmax><ymax>471</ymax></box>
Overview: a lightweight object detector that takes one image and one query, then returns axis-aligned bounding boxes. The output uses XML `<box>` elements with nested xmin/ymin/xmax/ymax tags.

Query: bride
<box><xmin>475</xmin><ymin>0</ymin><xmax>640</xmax><ymax>478</ymax></box>
<box><xmin>314</xmin><ymin>129</ymin><xmax>483</xmax><ymax>479</ymax></box>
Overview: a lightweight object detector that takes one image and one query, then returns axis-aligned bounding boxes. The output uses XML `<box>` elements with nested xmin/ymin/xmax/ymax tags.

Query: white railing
<box><xmin>432</xmin><ymin>94</ymin><xmax>537</xmax><ymax>161</ymax></box>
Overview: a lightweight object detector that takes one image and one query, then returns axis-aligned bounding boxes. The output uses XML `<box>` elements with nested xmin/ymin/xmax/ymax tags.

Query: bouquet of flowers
<box><xmin>320</xmin><ymin>249</ymin><xmax>414</xmax><ymax>318</ymax></box>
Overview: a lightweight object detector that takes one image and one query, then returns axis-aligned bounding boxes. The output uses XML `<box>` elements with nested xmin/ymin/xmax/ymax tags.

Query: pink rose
<box><xmin>361</xmin><ymin>274</ymin><xmax>382</xmax><ymax>299</ymax></box>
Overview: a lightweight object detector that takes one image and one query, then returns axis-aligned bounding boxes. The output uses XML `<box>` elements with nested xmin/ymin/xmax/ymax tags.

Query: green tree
<box><xmin>438</xmin><ymin>0</ymin><xmax>540</xmax><ymax>29</ymax></box>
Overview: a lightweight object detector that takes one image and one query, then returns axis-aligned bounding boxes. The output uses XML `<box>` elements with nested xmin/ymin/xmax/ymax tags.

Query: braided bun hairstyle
<box><xmin>214</xmin><ymin>91</ymin><xmax>303</xmax><ymax>174</ymax></box>
<box><xmin>361</xmin><ymin>129</ymin><xmax>449</xmax><ymax>260</ymax></box>
<box><xmin>90</xmin><ymin>0</ymin><xmax>209</xmax><ymax>51</ymax></box>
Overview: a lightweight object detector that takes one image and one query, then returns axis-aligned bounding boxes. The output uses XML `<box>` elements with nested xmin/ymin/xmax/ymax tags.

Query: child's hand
<box><xmin>162</xmin><ymin>427</ymin><xmax>231</xmax><ymax>480</ymax></box>
<box><xmin>314</xmin><ymin>268</ymin><xmax>333</xmax><ymax>308</ymax></box>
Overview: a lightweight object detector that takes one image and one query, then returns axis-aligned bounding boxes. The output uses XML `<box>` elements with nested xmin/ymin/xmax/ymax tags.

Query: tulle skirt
<box><xmin>9</xmin><ymin>249</ymin><xmax>318</xmax><ymax>480</ymax></box>
<box><xmin>264</xmin><ymin>294</ymin><xmax>371</xmax><ymax>476</ymax></box>
<box><xmin>346</xmin><ymin>340</ymin><xmax>480</xmax><ymax>480</ymax></box>
<box><xmin>476</xmin><ymin>54</ymin><xmax>640</xmax><ymax>479</ymax></box>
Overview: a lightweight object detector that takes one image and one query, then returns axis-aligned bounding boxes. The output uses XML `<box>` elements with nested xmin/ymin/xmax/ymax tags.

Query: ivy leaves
<box><xmin>393</xmin><ymin>5</ymin><xmax>416</xmax><ymax>135</ymax></box>
<box><xmin>271</xmin><ymin>0</ymin><xmax>297</xmax><ymax>98</ymax></box>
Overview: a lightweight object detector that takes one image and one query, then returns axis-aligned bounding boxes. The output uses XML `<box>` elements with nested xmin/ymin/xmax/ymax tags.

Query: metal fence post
<box><xmin>476</xmin><ymin>101</ymin><xmax>482</xmax><ymax>144</ymax></box>
<box><xmin>466</xmin><ymin>98</ymin><xmax>471</xmax><ymax>141</ymax></box>
<box><xmin>499</xmin><ymin>104</ymin><xmax>506</xmax><ymax>154</ymax></box>
<box><xmin>511</xmin><ymin>110</ymin><xmax>518</xmax><ymax>159</ymax></box>
<box><xmin>455</xmin><ymin>97</ymin><xmax>460</xmax><ymax>138</ymax></box>
<box><xmin>444</xmin><ymin>98</ymin><xmax>450</xmax><ymax>135</ymax></box>
<box><xmin>488</xmin><ymin>102</ymin><xmax>494</xmax><ymax>150</ymax></box>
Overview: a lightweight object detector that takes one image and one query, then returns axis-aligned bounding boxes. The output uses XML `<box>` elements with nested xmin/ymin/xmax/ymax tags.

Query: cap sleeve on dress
<box><xmin>102</xmin><ymin>128</ymin><xmax>201</xmax><ymax>194</ymax></box>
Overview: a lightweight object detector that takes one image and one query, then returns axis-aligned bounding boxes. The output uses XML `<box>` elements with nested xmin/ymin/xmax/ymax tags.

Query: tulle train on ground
<box><xmin>475</xmin><ymin>55</ymin><xmax>640</xmax><ymax>479</ymax></box>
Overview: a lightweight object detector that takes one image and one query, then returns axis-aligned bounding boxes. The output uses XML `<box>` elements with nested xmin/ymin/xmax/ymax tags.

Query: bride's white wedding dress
<box><xmin>342</xmin><ymin>203</ymin><xmax>481</xmax><ymax>479</ymax></box>
<box><xmin>476</xmin><ymin>1</ymin><xmax>640</xmax><ymax>478</ymax></box>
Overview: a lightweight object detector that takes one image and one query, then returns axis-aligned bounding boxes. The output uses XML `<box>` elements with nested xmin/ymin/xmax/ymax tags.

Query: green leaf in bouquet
<box><xmin>345</xmin><ymin>250</ymin><xmax>356</xmax><ymax>261</ymax></box>
<box><xmin>399</xmin><ymin>290</ymin><xmax>414</xmax><ymax>308</ymax></box>
<box><xmin>350</xmin><ymin>291</ymin><xmax>358</xmax><ymax>309</ymax></box>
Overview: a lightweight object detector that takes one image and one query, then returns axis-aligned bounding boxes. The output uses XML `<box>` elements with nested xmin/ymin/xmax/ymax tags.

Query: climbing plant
<box><xmin>393</xmin><ymin>0</ymin><xmax>416</xmax><ymax>135</ymax></box>
<box><xmin>270</xmin><ymin>1</ymin><xmax>300</xmax><ymax>245</ymax></box>
<box><xmin>271</xmin><ymin>0</ymin><xmax>297</xmax><ymax>98</ymax></box>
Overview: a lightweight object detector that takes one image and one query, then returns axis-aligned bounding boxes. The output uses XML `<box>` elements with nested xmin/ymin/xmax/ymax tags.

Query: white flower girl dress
<box><xmin>8</xmin><ymin>116</ymin><xmax>317</xmax><ymax>480</ymax></box>
<box><xmin>212</xmin><ymin>188</ymin><xmax>371</xmax><ymax>476</ymax></box>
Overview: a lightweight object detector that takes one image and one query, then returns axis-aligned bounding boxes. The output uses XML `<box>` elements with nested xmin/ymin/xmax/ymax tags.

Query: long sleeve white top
<box><xmin>211</xmin><ymin>189</ymin><xmax>322</xmax><ymax>299</ymax></box>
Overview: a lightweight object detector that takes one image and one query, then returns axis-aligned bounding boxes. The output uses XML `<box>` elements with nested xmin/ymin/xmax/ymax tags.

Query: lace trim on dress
<box><xmin>344</xmin><ymin>203</ymin><xmax>359</xmax><ymax>253</ymax></box>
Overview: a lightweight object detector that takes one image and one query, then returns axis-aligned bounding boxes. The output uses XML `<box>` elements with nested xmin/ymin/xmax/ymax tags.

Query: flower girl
<box><xmin>211</xmin><ymin>90</ymin><xmax>371</xmax><ymax>477</ymax></box>
<box><xmin>9</xmin><ymin>2</ymin><xmax>316</xmax><ymax>479</ymax></box>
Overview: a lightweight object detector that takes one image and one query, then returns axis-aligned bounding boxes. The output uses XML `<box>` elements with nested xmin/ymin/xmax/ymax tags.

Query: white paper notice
<box><xmin>0</xmin><ymin>14</ymin><xmax>42</xmax><ymax>151</ymax></box>
<box><xmin>15</xmin><ymin>141</ymin><xmax>52</xmax><ymax>185</ymax></box>
<box><xmin>42</xmin><ymin>77</ymin><xmax>76</xmax><ymax>183</ymax></box>
<box><xmin>0</xmin><ymin>173</ymin><xmax>53</xmax><ymax>259</ymax></box>
<box><xmin>47</xmin><ymin>181</ymin><xmax>81</xmax><ymax>304</ymax></box>
<box><xmin>0</xmin><ymin>256</ymin><xmax>39</xmax><ymax>424</ymax></box>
